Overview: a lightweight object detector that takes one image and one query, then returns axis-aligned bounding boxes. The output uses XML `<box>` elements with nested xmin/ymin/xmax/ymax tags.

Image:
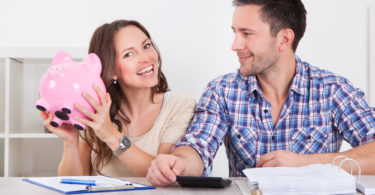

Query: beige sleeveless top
<box><xmin>90</xmin><ymin>91</ymin><xmax>196</xmax><ymax>177</ymax></box>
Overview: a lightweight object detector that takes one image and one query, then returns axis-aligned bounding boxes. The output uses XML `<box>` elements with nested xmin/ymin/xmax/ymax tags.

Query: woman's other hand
<box><xmin>40</xmin><ymin>111</ymin><xmax>79</xmax><ymax>144</ymax></box>
<box><xmin>74</xmin><ymin>84</ymin><xmax>119</xmax><ymax>143</ymax></box>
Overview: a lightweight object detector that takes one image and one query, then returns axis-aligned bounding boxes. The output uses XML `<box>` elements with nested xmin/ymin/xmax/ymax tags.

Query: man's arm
<box><xmin>146</xmin><ymin>146</ymin><xmax>204</xmax><ymax>186</ymax></box>
<box><xmin>172</xmin><ymin>146</ymin><xmax>204</xmax><ymax>176</ymax></box>
<box><xmin>147</xmin><ymin>80</ymin><xmax>229</xmax><ymax>186</ymax></box>
<box><xmin>256</xmin><ymin>141</ymin><xmax>375</xmax><ymax>174</ymax></box>
<box><xmin>341</xmin><ymin>141</ymin><xmax>375</xmax><ymax>174</ymax></box>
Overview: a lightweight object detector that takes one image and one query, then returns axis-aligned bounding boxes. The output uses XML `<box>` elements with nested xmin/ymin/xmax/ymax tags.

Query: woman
<box><xmin>41</xmin><ymin>20</ymin><xmax>196</xmax><ymax>177</ymax></box>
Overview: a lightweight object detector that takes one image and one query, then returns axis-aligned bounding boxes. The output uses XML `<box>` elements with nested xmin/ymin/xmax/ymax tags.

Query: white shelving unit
<box><xmin>0</xmin><ymin>47</ymin><xmax>87</xmax><ymax>177</ymax></box>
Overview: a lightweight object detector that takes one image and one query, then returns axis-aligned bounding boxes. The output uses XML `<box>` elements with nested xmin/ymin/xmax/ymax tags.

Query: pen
<box><xmin>86</xmin><ymin>183</ymin><xmax>134</xmax><ymax>191</ymax></box>
<box><xmin>60</xmin><ymin>179</ymin><xmax>96</xmax><ymax>186</ymax></box>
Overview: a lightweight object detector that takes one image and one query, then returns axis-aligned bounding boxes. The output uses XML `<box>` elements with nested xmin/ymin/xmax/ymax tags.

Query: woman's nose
<box><xmin>137</xmin><ymin>51</ymin><xmax>149</xmax><ymax>64</ymax></box>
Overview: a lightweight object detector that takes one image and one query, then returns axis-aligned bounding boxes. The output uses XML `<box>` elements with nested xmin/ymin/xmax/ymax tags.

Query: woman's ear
<box><xmin>277</xmin><ymin>28</ymin><xmax>295</xmax><ymax>52</ymax></box>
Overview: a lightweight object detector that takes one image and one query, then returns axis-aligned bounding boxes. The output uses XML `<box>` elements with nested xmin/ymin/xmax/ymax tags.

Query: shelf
<box><xmin>9</xmin><ymin>133</ymin><xmax>58</xmax><ymax>139</ymax></box>
<box><xmin>0</xmin><ymin>60</ymin><xmax>4</xmax><ymax>134</ymax></box>
<box><xmin>9</xmin><ymin>138</ymin><xmax>63</xmax><ymax>177</ymax></box>
<box><xmin>17</xmin><ymin>60</ymin><xmax>48</xmax><ymax>133</ymax></box>
<box><xmin>8</xmin><ymin>58</ymin><xmax>23</xmax><ymax>134</ymax></box>
<box><xmin>0</xmin><ymin>139</ymin><xmax>3</xmax><ymax>177</ymax></box>
<box><xmin>1</xmin><ymin>47</ymin><xmax>87</xmax><ymax>177</ymax></box>
<box><xmin>9</xmin><ymin>59</ymin><xmax>49</xmax><ymax>133</ymax></box>
<box><xmin>0</xmin><ymin>47</ymin><xmax>87</xmax><ymax>59</ymax></box>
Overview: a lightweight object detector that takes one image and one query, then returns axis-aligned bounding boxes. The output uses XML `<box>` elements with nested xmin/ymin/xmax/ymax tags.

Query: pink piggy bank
<box><xmin>36</xmin><ymin>51</ymin><xmax>106</xmax><ymax>130</ymax></box>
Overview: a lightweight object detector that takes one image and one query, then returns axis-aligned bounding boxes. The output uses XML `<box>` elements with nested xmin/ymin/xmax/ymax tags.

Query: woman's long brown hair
<box><xmin>82</xmin><ymin>20</ymin><xmax>169</xmax><ymax>175</ymax></box>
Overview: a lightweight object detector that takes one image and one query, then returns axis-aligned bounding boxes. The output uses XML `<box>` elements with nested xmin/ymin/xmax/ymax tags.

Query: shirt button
<box><xmin>237</xmin><ymin>134</ymin><xmax>241</xmax><ymax>139</ymax></box>
<box><xmin>264</xmin><ymin>109</ymin><xmax>268</xmax><ymax>114</ymax></box>
<box><xmin>272</xmin><ymin>136</ymin><xmax>275</xmax><ymax>141</ymax></box>
<box><xmin>306</xmin><ymin>135</ymin><xmax>312</xmax><ymax>140</ymax></box>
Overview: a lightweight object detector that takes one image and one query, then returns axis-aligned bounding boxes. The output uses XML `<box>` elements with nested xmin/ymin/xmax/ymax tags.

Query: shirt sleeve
<box><xmin>331</xmin><ymin>78</ymin><xmax>375</xmax><ymax>147</ymax></box>
<box><xmin>173</xmin><ymin>81</ymin><xmax>229</xmax><ymax>176</ymax></box>
<box><xmin>161</xmin><ymin>96</ymin><xmax>197</xmax><ymax>144</ymax></box>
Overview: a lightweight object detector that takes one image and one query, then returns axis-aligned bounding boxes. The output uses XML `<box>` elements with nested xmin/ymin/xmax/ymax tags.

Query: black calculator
<box><xmin>176</xmin><ymin>176</ymin><xmax>232</xmax><ymax>188</ymax></box>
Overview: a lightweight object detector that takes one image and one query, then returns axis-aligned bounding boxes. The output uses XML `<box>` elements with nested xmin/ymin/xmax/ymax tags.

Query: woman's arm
<box><xmin>41</xmin><ymin>112</ymin><xmax>92</xmax><ymax>176</ymax></box>
<box><xmin>58</xmin><ymin>138</ymin><xmax>92</xmax><ymax>176</ymax></box>
<box><xmin>75</xmin><ymin>87</ymin><xmax>195</xmax><ymax>176</ymax></box>
<box><xmin>105</xmin><ymin>134</ymin><xmax>170</xmax><ymax>176</ymax></box>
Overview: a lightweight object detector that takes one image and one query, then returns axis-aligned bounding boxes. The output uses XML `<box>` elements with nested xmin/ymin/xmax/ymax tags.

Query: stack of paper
<box><xmin>242</xmin><ymin>164</ymin><xmax>356</xmax><ymax>195</ymax></box>
<box><xmin>356</xmin><ymin>175</ymin><xmax>375</xmax><ymax>195</ymax></box>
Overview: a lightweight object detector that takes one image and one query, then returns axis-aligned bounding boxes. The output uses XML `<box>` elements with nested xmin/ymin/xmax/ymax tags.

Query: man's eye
<box><xmin>244</xmin><ymin>32</ymin><xmax>252</xmax><ymax>36</ymax></box>
<box><xmin>144</xmin><ymin>43</ymin><xmax>151</xmax><ymax>49</ymax></box>
<box><xmin>124</xmin><ymin>52</ymin><xmax>133</xmax><ymax>58</ymax></box>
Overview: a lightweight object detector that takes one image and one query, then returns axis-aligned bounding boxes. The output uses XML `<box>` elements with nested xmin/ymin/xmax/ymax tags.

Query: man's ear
<box><xmin>277</xmin><ymin>28</ymin><xmax>295</xmax><ymax>52</ymax></box>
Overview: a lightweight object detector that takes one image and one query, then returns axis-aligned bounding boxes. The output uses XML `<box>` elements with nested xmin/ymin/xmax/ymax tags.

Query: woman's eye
<box><xmin>144</xmin><ymin>43</ymin><xmax>151</xmax><ymax>49</ymax></box>
<box><xmin>124</xmin><ymin>52</ymin><xmax>133</xmax><ymax>58</ymax></box>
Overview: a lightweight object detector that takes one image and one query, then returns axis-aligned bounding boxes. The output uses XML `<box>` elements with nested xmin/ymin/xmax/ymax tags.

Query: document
<box><xmin>242</xmin><ymin>164</ymin><xmax>356</xmax><ymax>195</ymax></box>
<box><xmin>23</xmin><ymin>175</ymin><xmax>155</xmax><ymax>194</ymax></box>
<box><xmin>356</xmin><ymin>175</ymin><xmax>375</xmax><ymax>195</ymax></box>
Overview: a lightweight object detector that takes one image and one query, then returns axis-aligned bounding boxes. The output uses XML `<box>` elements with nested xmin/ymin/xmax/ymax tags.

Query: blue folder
<box><xmin>23</xmin><ymin>175</ymin><xmax>155</xmax><ymax>194</ymax></box>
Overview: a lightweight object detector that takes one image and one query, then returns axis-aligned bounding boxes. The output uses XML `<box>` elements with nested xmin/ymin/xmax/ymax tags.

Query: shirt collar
<box><xmin>236</xmin><ymin>70</ymin><xmax>260</xmax><ymax>97</ymax></box>
<box><xmin>237</xmin><ymin>55</ymin><xmax>308</xmax><ymax>97</ymax></box>
<box><xmin>289</xmin><ymin>55</ymin><xmax>308</xmax><ymax>96</ymax></box>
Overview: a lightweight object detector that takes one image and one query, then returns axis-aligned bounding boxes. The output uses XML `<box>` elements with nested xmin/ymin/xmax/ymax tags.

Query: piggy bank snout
<box><xmin>36</xmin><ymin>98</ymin><xmax>50</xmax><ymax>112</ymax></box>
<box><xmin>55</xmin><ymin>110</ymin><xmax>69</xmax><ymax>121</ymax></box>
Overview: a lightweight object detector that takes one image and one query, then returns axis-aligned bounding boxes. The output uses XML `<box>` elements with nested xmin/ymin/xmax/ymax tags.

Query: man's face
<box><xmin>231</xmin><ymin>5</ymin><xmax>279</xmax><ymax>76</ymax></box>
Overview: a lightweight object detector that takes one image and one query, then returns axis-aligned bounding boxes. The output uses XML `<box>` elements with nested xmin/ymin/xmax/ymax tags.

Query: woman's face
<box><xmin>113</xmin><ymin>25</ymin><xmax>159</xmax><ymax>90</ymax></box>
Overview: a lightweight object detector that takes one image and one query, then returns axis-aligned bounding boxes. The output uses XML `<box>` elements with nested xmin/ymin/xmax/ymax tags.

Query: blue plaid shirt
<box><xmin>175</xmin><ymin>56</ymin><xmax>375</xmax><ymax>176</ymax></box>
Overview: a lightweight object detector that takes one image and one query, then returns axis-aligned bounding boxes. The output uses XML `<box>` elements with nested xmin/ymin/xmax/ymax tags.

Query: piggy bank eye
<box><xmin>48</xmin><ymin>66</ymin><xmax>61</xmax><ymax>75</ymax></box>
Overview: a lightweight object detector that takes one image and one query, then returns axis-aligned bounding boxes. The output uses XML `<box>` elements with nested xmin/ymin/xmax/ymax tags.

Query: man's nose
<box><xmin>231</xmin><ymin>34</ymin><xmax>245</xmax><ymax>51</ymax></box>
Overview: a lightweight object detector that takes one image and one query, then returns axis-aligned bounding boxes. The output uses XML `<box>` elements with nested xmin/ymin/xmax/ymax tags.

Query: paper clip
<box><xmin>86</xmin><ymin>183</ymin><xmax>134</xmax><ymax>191</ymax></box>
<box><xmin>331</xmin><ymin>155</ymin><xmax>361</xmax><ymax>182</ymax></box>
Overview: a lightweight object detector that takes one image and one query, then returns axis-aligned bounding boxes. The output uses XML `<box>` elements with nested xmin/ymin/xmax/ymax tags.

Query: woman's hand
<box><xmin>40</xmin><ymin>111</ymin><xmax>79</xmax><ymax>144</ymax></box>
<box><xmin>74</xmin><ymin>84</ymin><xmax>118</xmax><ymax>143</ymax></box>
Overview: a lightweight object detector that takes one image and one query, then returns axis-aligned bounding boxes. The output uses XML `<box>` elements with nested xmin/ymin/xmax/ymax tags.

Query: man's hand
<box><xmin>146</xmin><ymin>154</ymin><xmax>186</xmax><ymax>186</ymax></box>
<box><xmin>256</xmin><ymin>150</ymin><xmax>307</xmax><ymax>167</ymax></box>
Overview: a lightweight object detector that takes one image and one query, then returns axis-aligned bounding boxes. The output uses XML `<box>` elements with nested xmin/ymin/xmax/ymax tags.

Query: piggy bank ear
<box><xmin>82</xmin><ymin>53</ymin><xmax>102</xmax><ymax>74</ymax></box>
<box><xmin>52</xmin><ymin>51</ymin><xmax>73</xmax><ymax>65</ymax></box>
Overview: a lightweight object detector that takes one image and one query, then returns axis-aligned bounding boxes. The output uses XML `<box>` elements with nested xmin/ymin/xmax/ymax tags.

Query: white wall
<box><xmin>300</xmin><ymin>0</ymin><xmax>375</xmax><ymax>99</ymax></box>
<box><xmin>1</xmin><ymin>0</ymin><xmax>374</xmax><ymax>177</ymax></box>
<box><xmin>370</xmin><ymin>3</ymin><xmax>375</xmax><ymax>106</ymax></box>
<box><xmin>0</xmin><ymin>0</ymin><xmax>237</xmax><ymax>99</ymax></box>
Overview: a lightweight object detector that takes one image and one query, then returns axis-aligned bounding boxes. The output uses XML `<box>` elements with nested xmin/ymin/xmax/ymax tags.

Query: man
<box><xmin>147</xmin><ymin>0</ymin><xmax>375</xmax><ymax>186</ymax></box>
